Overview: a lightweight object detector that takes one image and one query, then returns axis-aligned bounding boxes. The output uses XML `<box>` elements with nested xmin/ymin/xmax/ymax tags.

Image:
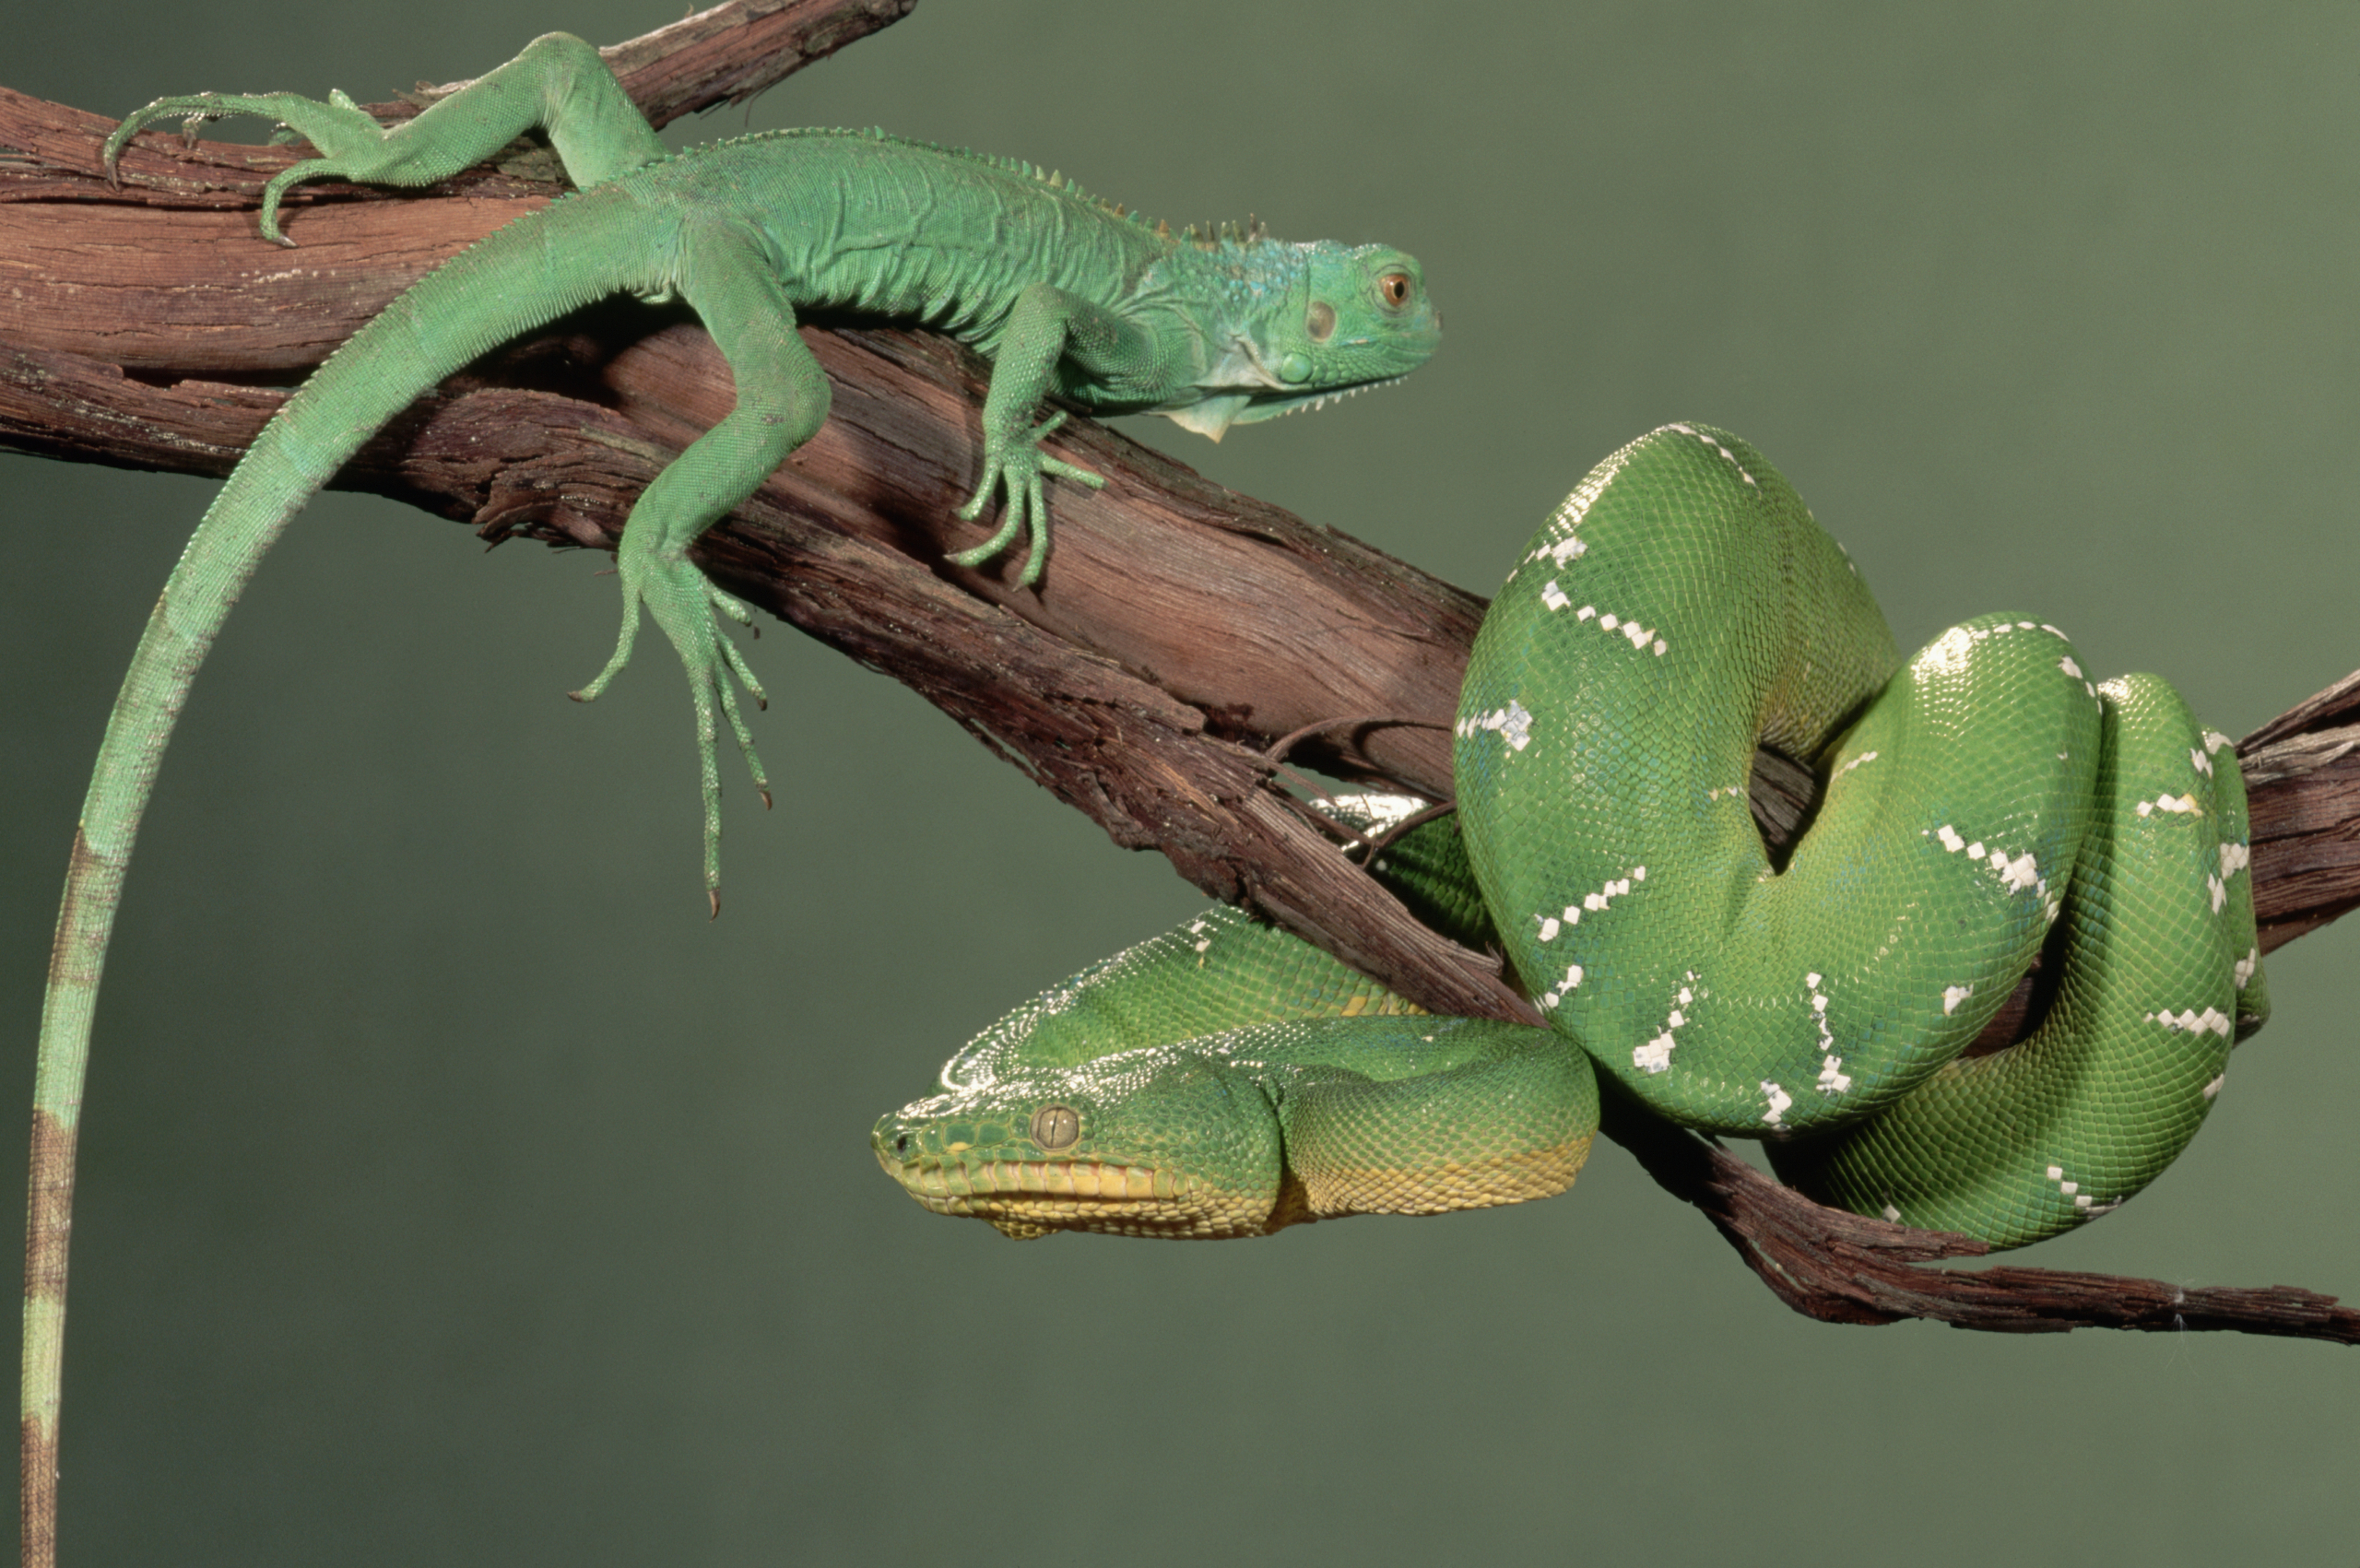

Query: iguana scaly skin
<box><xmin>25</xmin><ymin>32</ymin><xmax>1439</xmax><ymax>1559</ymax></box>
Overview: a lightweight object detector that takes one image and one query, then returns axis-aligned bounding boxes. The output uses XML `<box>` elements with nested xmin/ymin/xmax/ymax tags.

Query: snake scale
<box><xmin>875</xmin><ymin>425</ymin><xmax>2269</xmax><ymax>1249</ymax></box>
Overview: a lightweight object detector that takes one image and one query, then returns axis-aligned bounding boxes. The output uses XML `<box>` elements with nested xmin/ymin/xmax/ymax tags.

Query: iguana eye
<box><xmin>1306</xmin><ymin>301</ymin><xmax>1337</xmax><ymax>342</ymax></box>
<box><xmin>1378</xmin><ymin>270</ymin><xmax>1413</xmax><ymax>308</ymax></box>
<box><xmin>1030</xmin><ymin>1104</ymin><xmax>1081</xmax><ymax>1150</ymax></box>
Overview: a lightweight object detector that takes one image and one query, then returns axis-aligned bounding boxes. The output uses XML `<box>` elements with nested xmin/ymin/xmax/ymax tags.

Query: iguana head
<box><xmin>1157</xmin><ymin>241</ymin><xmax>1441</xmax><ymax>442</ymax></box>
<box><xmin>871</xmin><ymin>1042</ymin><xmax>1297</xmax><ymax>1240</ymax></box>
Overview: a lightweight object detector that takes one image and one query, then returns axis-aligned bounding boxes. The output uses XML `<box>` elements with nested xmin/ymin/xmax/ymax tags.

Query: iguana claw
<box><xmin>104</xmin><ymin>88</ymin><xmax>414</xmax><ymax>244</ymax></box>
<box><xmin>949</xmin><ymin>411</ymin><xmax>1103</xmax><ymax>587</ymax></box>
<box><xmin>571</xmin><ymin>546</ymin><xmax>772</xmax><ymax>901</ymax></box>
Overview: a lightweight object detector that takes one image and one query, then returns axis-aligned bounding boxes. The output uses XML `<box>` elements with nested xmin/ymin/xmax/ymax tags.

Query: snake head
<box><xmin>870</xmin><ymin>1043</ymin><xmax>1298</xmax><ymax>1240</ymax></box>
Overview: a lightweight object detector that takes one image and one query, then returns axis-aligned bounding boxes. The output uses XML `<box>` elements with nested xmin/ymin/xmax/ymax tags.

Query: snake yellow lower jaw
<box><xmin>878</xmin><ymin>1151</ymin><xmax>1280</xmax><ymax>1239</ymax></box>
<box><xmin>880</xmin><ymin>1136</ymin><xmax>1597</xmax><ymax>1240</ymax></box>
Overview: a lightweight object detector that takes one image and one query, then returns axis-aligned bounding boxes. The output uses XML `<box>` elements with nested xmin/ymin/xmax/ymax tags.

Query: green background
<box><xmin>6</xmin><ymin>2</ymin><xmax>2357</xmax><ymax>1561</ymax></box>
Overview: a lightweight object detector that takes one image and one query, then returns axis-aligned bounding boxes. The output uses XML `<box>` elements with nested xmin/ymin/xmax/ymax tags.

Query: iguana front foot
<box><xmin>948</xmin><ymin>411</ymin><xmax>1104</xmax><ymax>586</ymax></box>
<box><xmin>104</xmin><ymin>88</ymin><xmax>407</xmax><ymax>245</ymax></box>
<box><xmin>571</xmin><ymin>548</ymin><xmax>772</xmax><ymax>900</ymax></box>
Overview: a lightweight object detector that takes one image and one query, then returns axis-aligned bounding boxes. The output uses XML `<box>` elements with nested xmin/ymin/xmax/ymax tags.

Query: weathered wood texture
<box><xmin>6</xmin><ymin>0</ymin><xmax>2355</xmax><ymax>1350</ymax></box>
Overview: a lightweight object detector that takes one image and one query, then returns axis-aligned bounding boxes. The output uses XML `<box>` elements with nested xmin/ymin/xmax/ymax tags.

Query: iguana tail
<box><xmin>23</xmin><ymin>183</ymin><xmax>655</xmax><ymax>1564</ymax></box>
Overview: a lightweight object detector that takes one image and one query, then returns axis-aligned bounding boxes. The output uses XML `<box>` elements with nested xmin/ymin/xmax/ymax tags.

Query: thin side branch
<box><xmin>5</xmin><ymin>7</ymin><xmax>2356</xmax><ymax>1345</ymax></box>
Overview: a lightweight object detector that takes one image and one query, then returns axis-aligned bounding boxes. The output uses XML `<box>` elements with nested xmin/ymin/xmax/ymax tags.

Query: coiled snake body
<box><xmin>876</xmin><ymin>426</ymin><xmax>2268</xmax><ymax>1250</ymax></box>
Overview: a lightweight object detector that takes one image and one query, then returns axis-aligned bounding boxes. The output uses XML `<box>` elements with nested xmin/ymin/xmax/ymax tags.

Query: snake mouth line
<box><xmin>888</xmin><ymin>1156</ymin><xmax>1187</xmax><ymax>1206</ymax></box>
<box><xmin>884</xmin><ymin>1155</ymin><xmax>1276</xmax><ymax>1237</ymax></box>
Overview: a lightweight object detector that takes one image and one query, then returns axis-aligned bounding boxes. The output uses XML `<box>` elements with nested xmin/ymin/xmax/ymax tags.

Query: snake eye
<box><xmin>1377</xmin><ymin>270</ymin><xmax>1413</xmax><ymax>309</ymax></box>
<box><xmin>1030</xmin><ymin>1104</ymin><xmax>1081</xmax><ymax>1150</ymax></box>
<box><xmin>1306</xmin><ymin>301</ymin><xmax>1337</xmax><ymax>342</ymax></box>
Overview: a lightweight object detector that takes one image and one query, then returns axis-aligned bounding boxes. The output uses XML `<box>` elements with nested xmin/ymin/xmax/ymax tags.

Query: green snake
<box><xmin>874</xmin><ymin>425</ymin><xmax>2270</xmax><ymax>1249</ymax></box>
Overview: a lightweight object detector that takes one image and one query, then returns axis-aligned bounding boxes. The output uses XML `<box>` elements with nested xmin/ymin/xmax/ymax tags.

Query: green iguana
<box><xmin>25</xmin><ymin>30</ymin><xmax>1440</xmax><ymax>1558</ymax></box>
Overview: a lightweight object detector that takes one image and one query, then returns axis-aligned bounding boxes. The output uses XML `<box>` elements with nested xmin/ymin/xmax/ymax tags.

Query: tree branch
<box><xmin>5</xmin><ymin>0</ymin><xmax>2354</xmax><ymax>1345</ymax></box>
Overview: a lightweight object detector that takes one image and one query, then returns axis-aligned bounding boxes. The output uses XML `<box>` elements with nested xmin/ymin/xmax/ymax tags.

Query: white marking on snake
<box><xmin>1930</xmin><ymin>825</ymin><xmax>2040</xmax><ymax>896</ymax></box>
<box><xmin>2203</xmin><ymin>729</ymin><xmax>2234</xmax><ymax>755</ymax></box>
<box><xmin>1566</xmin><ymin>605</ymin><xmax>1667</xmax><ymax>653</ymax></box>
<box><xmin>1600</xmin><ymin>612</ymin><xmax>1640</xmax><ymax>647</ymax></box>
<box><xmin>1457</xmin><ymin>700</ymin><xmax>1534</xmax><ymax>753</ymax></box>
<box><xmin>1941</xmin><ymin>984</ymin><xmax>1975</xmax><ymax>1016</ymax></box>
<box><xmin>1539</xmin><ymin>963</ymin><xmax>1584</xmax><ymax>1010</ymax></box>
<box><xmin>1881</xmin><ymin>1204</ymin><xmax>1903</xmax><ymax>1222</ymax></box>
<box><xmin>2144</xmin><ymin>1007</ymin><xmax>2231</xmax><ymax>1037</ymax></box>
<box><xmin>2207</xmin><ymin>874</ymin><xmax>2226</xmax><ymax>914</ymax></box>
<box><xmin>1803</xmin><ymin>971</ymin><xmax>1849</xmax><ymax>1092</ymax></box>
<box><xmin>1759</xmin><ymin>1080</ymin><xmax>1793</xmax><ymax>1127</ymax></box>
<box><xmin>2136</xmin><ymin>794</ymin><xmax>2200</xmax><ymax>818</ymax></box>
<box><xmin>2234</xmin><ymin>947</ymin><xmax>2259</xmax><ymax>988</ymax></box>
<box><xmin>1667</xmin><ymin>423</ymin><xmax>1758</xmax><ymax>487</ymax></box>
<box><xmin>1528</xmin><ymin>448</ymin><xmax>1632</xmax><ymax>555</ymax></box>
<box><xmin>2044</xmin><ymin>1162</ymin><xmax>2123</xmax><ymax>1220</ymax></box>
<box><xmin>1631</xmin><ymin>973</ymin><xmax>1694</xmax><ymax>1073</ymax></box>
<box><xmin>2189</xmin><ymin>746</ymin><xmax>2212</xmax><ymax>777</ymax></box>
<box><xmin>2059</xmin><ymin>655</ymin><xmax>2083</xmax><ymax>679</ymax></box>
<box><xmin>1569</xmin><ymin>866</ymin><xmax>1646</xmax><ymax>920</ymax></box>
<box><xmin>1540</xmin><ymin>580</ymin><xmax>1571</xmax><ymax>612</ymax></box>
<box><xmin>1836</xmin><ymin>750</ymin><xmax>1879</xmax><ymax>776</ymax></box>
<box><xmin>2220</xmin><ymin>841</ymin><xmax>2250</xmax><ymax>877</ymax></box>
<box><xmin>2202</xmin><ymin>1073</ymin><xmax>2226</xmax><ymax>1100</ymax></box>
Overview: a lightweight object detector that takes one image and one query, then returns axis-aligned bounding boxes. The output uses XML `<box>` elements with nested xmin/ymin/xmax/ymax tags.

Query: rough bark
<box><xmin>6</xmin><ymin>0</ymin><xmax>2355</xmax><ymax>1350</ymax></box>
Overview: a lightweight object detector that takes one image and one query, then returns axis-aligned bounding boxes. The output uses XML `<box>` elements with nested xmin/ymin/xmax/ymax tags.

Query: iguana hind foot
<box><xmin>571</xmin><ymin>541</ymin><xmax>773</xmax><ymax>898</ymax></box>
<box><xmin>102</xmin><ymin>32</ymin><xmax>664</xmax><ymax>244</ymax></box>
